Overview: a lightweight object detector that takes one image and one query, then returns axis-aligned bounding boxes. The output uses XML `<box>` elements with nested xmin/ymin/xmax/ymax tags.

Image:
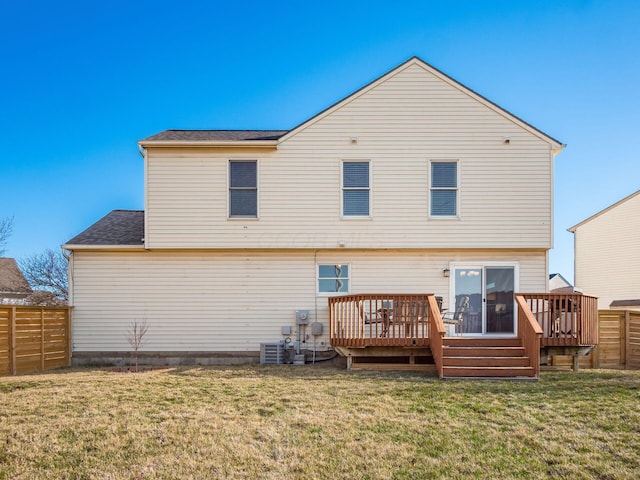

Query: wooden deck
<box><xmin>329</xmin><ymin>293</ymin><xmax>598</xmax><ymax>379</ymax></box>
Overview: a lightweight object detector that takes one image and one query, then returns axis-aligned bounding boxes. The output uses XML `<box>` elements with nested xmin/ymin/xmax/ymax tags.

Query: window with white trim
<box><xmin>318</xmin><ymin>264</ymin><xmax>350</xmax><ymax>294</ymax></box>
<box><xmin>430</xmin><ymin>161</ymin><xmax>458</xmax><ymax>216</ymax></box>
<box><xmin>342</xmin><ymin>161</ymin><xmax>370</xmax><ymax>217</ymax></box>
<box><xmin>229</xmin><ymin>160</ymin><xmax>257</xmax><ymax>218</ymax></box>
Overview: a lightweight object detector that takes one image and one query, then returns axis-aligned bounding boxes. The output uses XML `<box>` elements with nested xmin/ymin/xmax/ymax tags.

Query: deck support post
<box><xmin>347</xmin><ymin>355</ymin><xmax>352</xmax><ymax>371</ymax></box>
<box><xmin>573</xmin><ymin>354</ymin><xmax>579</xmax><ymax>372</ymax></box>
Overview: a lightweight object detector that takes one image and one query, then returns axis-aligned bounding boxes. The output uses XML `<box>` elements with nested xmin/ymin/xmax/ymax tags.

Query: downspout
<box><xmin>138</xmin><ymin>144</ymin><xmax>149</xmax><ymax>250</ymax></box>
<box><xmin>62</xmin><ymin>247</ymin><xmax>73</xmax><ymax>305</ymax></box>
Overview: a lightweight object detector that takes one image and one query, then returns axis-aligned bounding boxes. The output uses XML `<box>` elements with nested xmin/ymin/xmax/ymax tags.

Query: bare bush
<box><xmin>24</xmin><ymin>290</ymin><xmax>66</xmax><ymax>306</ymax></box>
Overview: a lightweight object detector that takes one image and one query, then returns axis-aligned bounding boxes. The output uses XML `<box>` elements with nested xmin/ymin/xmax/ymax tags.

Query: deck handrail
<box><xmin>328</xmin><ymin>294</ymin><xmax>434</xmax><ymax>348</ymax></box>
<box><xmin>427</xmin><ymin>294</ymin><xmax>446</xmax><ymax>377</ymax></box>
<box><xmin>519</xmin><ymin>292</ymin><xmax>599</xmax><ymax>347</ymax></box>
<box><xmin>515</xmin><ymin>295</ymin><xmax>542</xmax><ymax>378</ymax></box>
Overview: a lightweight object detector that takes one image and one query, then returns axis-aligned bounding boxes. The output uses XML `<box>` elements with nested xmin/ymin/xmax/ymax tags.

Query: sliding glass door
<box><xmin>452</xmin><ymin>264</ymin><xmax>517</xmax><ymax>335</ymax></box>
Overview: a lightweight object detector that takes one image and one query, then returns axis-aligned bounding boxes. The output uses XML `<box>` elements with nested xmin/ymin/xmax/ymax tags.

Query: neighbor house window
<box><xmin>430</xmin><ymin>161</ymin><xmax>458</xmax><ymax>216</ymax></box>
<box><xmin>342</xmin><ymin>161</ymin><xmax>370</xmax><ymax>217</ymax></box>
<box><xmin>318</xmin><ymin>264</ymin><xmax>350</xmax><ymax>294</ymax></box>
<box><xmin>229</xmin><ymin>160</ymin><xmax>257</xmax><ymax>218</ymax></box>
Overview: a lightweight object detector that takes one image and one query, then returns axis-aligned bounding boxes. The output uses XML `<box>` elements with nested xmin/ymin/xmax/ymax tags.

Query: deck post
<box><xmin>573</xmin><ymin>354</ymin><xmax>579</xmax><ymax>372</ymax></box>
<box><xmin>346</xmin><ymin>354</ymin><xmax>352</xmax><ymax>371</ymax></box>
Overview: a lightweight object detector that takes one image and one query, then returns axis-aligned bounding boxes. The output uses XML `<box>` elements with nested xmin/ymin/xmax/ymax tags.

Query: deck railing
<box><xmin>329</xmin><ymin>292</ymin><xmax>598</xmax><ymax>354</ymax></box>
<box><xmin>426</xmin><ymin>294</ymin><xmax>446</xmax><ymax>377</ymax></box>
<box><xmin>328</xmin><ymin>294</ymin><xmax>438</xmax><ymax>347</ymax></box>
<box><xmin>519</xmin><ymin>292</ymin><xmax>599</xmax><ymax>347</ymax></box>
<box><xmin>515</xmin><ymin>295</ymin><xmax>543</xmax><ymax>377</ymax></box>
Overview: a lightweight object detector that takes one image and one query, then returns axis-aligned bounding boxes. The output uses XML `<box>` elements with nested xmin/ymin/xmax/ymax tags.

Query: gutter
<box><xmin>137</xmin><ymin>140</ymin><xmax>279</xmax><ymax>148</ymax></box>
<box><xmin>61</xmin><ymin>244</ymin><xmax>146</xmax><ymax>251</ymax></box>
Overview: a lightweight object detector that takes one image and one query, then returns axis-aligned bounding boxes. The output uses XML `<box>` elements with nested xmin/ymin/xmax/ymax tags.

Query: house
<box><xmin>65</xmin><ymin>56</ymin><xmax>580</xmax><ymax>376</ymax></box>
<box><xmin>0</xmin><ymin>258</ymin><xmax>32</xmax><ymax>304</ymax></box>
<box><xmin>549</xmin><ymin>273</ymin><xmax>574</xmax><ymax>292</ymax></box>
<box><xmin>569</xmin><ymin>189</ymin><xmax>640</xmax><ymax>311</ymax></box>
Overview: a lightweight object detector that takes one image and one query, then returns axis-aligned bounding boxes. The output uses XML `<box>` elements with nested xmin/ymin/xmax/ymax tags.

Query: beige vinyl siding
<box><xmin>146</xmin><ymin>63</ymin><xmax>553</xmax><ymax>250</ymax></box>
<box><xmin>70</xmin><ymin>249</ymin><xmax>546</xmax><ymax>353</ymax></box>
<box><xmin>574</xmin><ymin>193</ymin><xmax>640</xmax><ymax>309</ymax></box>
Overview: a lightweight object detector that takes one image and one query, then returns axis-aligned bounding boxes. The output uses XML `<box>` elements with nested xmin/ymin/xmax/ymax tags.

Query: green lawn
<box><xmin>1</xmin><ymin>366</ymin><xmax>639</xmax><ymax>479</ymax></box>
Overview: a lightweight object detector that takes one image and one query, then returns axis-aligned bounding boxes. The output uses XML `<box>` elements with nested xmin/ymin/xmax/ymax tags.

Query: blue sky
<box><xmin>1</xmin><ymin>0</ymin><xmax>639</xmax><ymax>284</ymax></box>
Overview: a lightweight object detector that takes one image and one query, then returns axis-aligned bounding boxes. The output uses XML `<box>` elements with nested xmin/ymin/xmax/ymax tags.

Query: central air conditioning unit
<box><xmin>260</xmin><ymin>342</ymin><xmax>284</xmax><ymax>365</ymax></box>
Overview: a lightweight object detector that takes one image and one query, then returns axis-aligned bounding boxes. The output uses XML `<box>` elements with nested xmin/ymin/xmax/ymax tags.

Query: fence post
<box><xmin>66</xmin><ymin>308</ymin><xmax>72</xmax><ymax>367</ymax></box>
<box><xmin>625</xmin><ymin>310</ymin><xmax>630</xmax><ymax>370</ymax></box>
<box><xmin>9</xmin><ymin>306</ymin><xmax>16</xmax><ymax>375</ymax></box>
<box><xmin>40</xmin><ymin>308</ymin><xmax>45</xmax><ymax>371</ymax></box>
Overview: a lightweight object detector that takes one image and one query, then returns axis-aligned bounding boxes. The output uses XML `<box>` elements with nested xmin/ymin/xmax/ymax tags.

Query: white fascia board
<box><xmin>138</xmin><ymin>140</ymin><xmax>279</xmax><ymax>148</ymax></box>
<box><xmin>61</xmin><ymin>244</ymin><xmax>146</xmax><ymax>251</ymax></box>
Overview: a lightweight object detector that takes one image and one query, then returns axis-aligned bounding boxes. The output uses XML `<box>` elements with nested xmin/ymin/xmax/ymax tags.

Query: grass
<box><xmin>1</xmin><ymin>367</ymin><xmax>639</xmax><ymax>479</ymax></box>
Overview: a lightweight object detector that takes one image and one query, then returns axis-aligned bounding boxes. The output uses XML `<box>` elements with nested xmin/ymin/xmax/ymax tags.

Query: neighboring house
<box><xmin>64</xmin><ymin>56</ymin><xmax>564</xmax><ymax>366</ymax></box>
<box><xmin>0</xmin><ymin>258</ymin><xmax>32</xmax><ymax>304</ymax></box>
<box><xmin>569</xmin><ymin>189</ymin><xmax>640</xmax><ymax>311</ymax></box>
<box><xmin>549</xmin><ymin>273</ymin><xmax>573</xmax><ymax>292</ymax></box>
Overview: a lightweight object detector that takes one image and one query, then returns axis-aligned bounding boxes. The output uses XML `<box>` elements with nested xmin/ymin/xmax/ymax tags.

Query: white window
<box><xmin>342</xmin><ymin>161</ymin><xmax>370</xmax><ymax>217</ymax></box>
<box><xmin>430</xmin><ymin>161</ymin><xmax>458</xmax><ymax>216</ymax></box>
<box><xmin>229</xmin><ymin>160</ymin><xmax>257</xmax><ymax>218</ymax></box>
<box><xmin>318</xmin><ymin>264</ymin><xmax>350</xmax><ymax>294</ymax></box>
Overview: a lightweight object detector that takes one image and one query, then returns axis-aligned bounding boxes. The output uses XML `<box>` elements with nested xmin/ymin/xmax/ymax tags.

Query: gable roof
<box><xmin>139</xmin><ymin>56</ymin><xmax>563</xmax><ymax>151</ymax></box>
<box><xmin>549</xmin><ymin>272</ymin><xmax>572</xmax><ymax>285</ymax></box>
<box><xmin>279</xmin><ymin>56</ymin><xmax>564</xmax><ymax>150</ymax></box>
<box><xmin>568</xmin><ymin>188</ymin><xmax>640</xmax><ymax>232</ymax></box>
<box><xmin>0</xmin><ymin>258</ymin><xmax>32</xmax><ymax>295</ymax></box>
<box><xmin>64</xmin><ymin>210</ymin><xmax>145</xmax><ymax>247</ymax></box>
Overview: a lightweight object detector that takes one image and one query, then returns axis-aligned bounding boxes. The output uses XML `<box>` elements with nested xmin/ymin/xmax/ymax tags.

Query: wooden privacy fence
<box><xmin>0</xmin><ymin>306</ymin><xmax>72</xmax><ymax>376</ymax></box>
<box><xmin>593</xmin><ymin>310</ymin><xmax>640</xmax><ymax>369</ymax></box>
<box><xmin>548</xmin><ymin>310</ymin><xmax>640</xmax><ymax>370</ymax></box>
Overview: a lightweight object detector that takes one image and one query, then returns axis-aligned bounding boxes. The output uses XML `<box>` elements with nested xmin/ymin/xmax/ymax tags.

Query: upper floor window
<box><xmin>229</xmin><ymin>160</ymin><xmax>257</xmax><ymax>218</ymax></box>
<box><xmin>430</xmin><ymin>161</ymin><xmax>458</xmax><ymax>217</ymax></box>
<box><xmin>342</xmin><ymin>161</ymin><xmax>370</xmax><ymax>217</ymax></box>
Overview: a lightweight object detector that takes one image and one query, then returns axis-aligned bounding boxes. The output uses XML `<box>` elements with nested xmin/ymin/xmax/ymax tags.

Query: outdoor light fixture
<box><xmin>351</xmin><ymin>136</ymin><xmax>358</xmax><ymax>144</ymax></box>
<box><xmin>443</xmin><ymin>268</ymin><xmax>450</xmax><ymax>277</ymax></box>
<box><xmin>503</xmin><ymin>136</ymin><xmax>511</xmax><ymax>144</ymax></box>
<box><xmin>338</xmin><ymin>240</ymin><xmax>346</xmax><ymax>248</ymax></box>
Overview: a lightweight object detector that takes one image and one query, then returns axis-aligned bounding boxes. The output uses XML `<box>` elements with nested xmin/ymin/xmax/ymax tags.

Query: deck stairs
<box><xmin>441</xmin><ymin>338</ymin><xmax>537</xmax><ymax>380</ymax></box>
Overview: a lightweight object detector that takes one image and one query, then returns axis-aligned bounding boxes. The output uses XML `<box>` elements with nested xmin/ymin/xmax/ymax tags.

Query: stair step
<box><xmin>442</xmin><ymin>346</ymin><xmax>525</xmax><ymax>357</ymax></box>
<box><xmin>442</xmin><ymin>356</ymin><xmax>531</xmax><ymax>367</ymax></box>
<box><xmin>442</xmin><ymin>366</ymin><xmax>536</xmax><ymax>378</ymax></box>
<box><xmin>444</xmin><ymin>338</ymin><xmax>521</xmax><ymax>347</ymax></box>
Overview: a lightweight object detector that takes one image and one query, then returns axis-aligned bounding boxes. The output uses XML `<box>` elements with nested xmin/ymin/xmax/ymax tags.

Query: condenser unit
<box><xmin>260</xmin><ymin>342</ymin><xmax>284</xmax><ymax>365</ymax></box>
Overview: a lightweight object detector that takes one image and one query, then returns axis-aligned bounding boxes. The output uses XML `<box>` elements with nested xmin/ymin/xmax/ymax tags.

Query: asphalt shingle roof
<box><xmin>142</xmin><ymin>130</ymin><xmax>288</xmax><ymax>142</ymax></box>
<box><xmin>0</xmin><ymin>257</ymin><xmax>33</xmax><ymax>294</ymax></box>
<box><xmin>65</xmin><ymin>210</ymin><xmax>144</xmax><ymax>246</ymax></box>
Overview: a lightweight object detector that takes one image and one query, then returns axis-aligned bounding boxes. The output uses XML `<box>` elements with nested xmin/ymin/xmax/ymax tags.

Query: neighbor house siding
<box><xmin>70</xmin><ymin>249</ymin><xmax>546</xmax><ymax>353</ymax></box>
<box><xmin>145</xmin><ymin>63</ymin><xmax>554</xmax><ymax>251</ymax></box>
<box><xmin>573</xmin><ymin>192</ymin><xmax>640</xmax><ymax>309</ymax></box>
